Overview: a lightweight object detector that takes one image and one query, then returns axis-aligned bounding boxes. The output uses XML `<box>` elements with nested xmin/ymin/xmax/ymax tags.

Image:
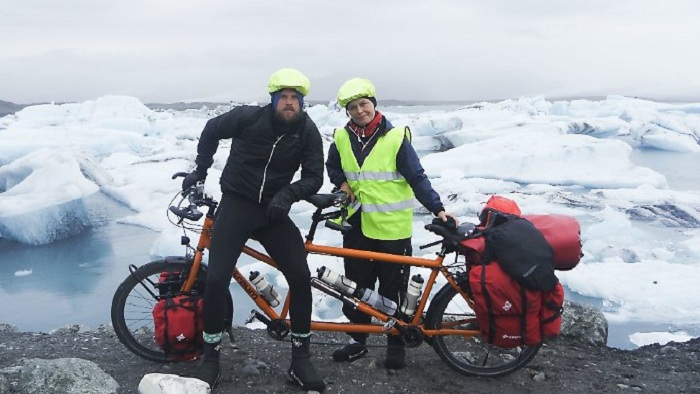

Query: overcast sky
<box><xmin>2</xmin><ymin>0</ymin><xmax>700</xmax><ymax>104</ymax></box>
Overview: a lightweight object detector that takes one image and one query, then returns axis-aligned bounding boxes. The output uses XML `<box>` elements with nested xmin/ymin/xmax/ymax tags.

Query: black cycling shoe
<box><xmin>288</xmin><ymin>334</ymin><xmax>325</xmax><ymax>392</ymax></box>
<box><xmin>384</xmin><ymin>335</ymin><xmax>406</xmax><ymax>370</ymax></box>
<box><xmin>196</xmin><ymin>342</ymin><xmax>222</xmax><ymax>389</ymax></box>
<box><xmin>332</xmin><ymin>341</ymin><xmax>368</xmax><ymax>362</ymax></box>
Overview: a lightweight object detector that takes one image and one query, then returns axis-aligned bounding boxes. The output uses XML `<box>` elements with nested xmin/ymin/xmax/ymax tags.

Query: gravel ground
<box><xmin>1</xmin><ymin>324</ymin><xmax>699</xmax><ymax>394</ymax></box>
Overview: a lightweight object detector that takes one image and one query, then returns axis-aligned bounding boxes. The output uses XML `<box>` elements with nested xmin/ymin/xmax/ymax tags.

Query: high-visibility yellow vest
<box><xmin>334</xmin><ymin>126</ymin><xmax>414</xmax><ymax>240</ymax></box>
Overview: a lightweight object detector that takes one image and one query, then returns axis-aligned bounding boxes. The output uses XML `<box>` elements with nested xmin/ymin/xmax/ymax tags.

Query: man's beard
<box><xmin>274</xmin><ymin>108</ymin><xmax>302</xmax><ymax>125</ymax></box>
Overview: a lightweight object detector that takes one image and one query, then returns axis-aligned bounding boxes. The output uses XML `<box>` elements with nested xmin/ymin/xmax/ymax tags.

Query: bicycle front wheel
<box><xmin>111</xmin><ymin>258</ymin><xmax>209</xmax><ymax>363</ymax></box>
<box><xmin>425</xmin><ymin>282</ymin><xmax>540</xmax><ymax>377</ymax></box>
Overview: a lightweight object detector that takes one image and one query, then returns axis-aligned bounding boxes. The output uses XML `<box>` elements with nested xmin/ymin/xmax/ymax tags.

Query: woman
<box><xmin>325</xmin><ymin>78</ymin><xmax>456</xmax><ymax>369</ymax></box>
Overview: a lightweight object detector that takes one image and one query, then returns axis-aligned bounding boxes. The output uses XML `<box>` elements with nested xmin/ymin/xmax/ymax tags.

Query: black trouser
<box><xmin>203</xmin><ymin>192</ymin><xmax>312</xmax><ymax>334</ymax></box>
<box><xmin>341</xmin><ymin>213</ymin><xmax>411</xmax><ymax>342</ymax></box>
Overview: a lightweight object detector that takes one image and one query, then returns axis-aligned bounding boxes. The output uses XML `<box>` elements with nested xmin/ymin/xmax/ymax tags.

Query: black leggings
<box><xmin>341</xmin><ymin>213</ymin><xmax>411</xmax><ymax>341</ymax></box>
<box><xmin>203</xmin><ymin>192</ymin><xmax>312</xmax><ymax>334</ymax></box>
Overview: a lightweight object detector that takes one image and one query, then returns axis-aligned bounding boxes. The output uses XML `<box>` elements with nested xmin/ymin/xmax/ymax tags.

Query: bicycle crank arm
<box><xmin>245</xmin><ymin>310</ymin><xmax>273</xmax><ymax>325</ymax></box>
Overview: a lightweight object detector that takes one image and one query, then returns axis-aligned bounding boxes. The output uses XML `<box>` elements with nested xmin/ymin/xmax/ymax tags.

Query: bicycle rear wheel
<box><xmin>111</xmin><ymin>258</ymin><xmax>231</xmax><ymax>363</ymax></box>
<box><xmin>425</xmin><ymin>282</ymin><xmax>540</xmax><ymax>377</ymax></box>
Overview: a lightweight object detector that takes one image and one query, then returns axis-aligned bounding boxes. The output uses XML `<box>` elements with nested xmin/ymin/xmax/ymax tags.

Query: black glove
<box><xmin>181</xmin><ymin>168</ymin><xmax>207</xmax><ymax>191</ymax></box>
<box><xmin>266</xmin><ymin>189</ymin><xmax>295</xmax><ymax>223</ymax></box>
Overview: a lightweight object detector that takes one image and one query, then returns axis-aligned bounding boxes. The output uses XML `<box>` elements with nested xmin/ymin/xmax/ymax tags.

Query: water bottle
<box><xmin>356</xmin><ymin>288</ymin><xmax>397</xmax><ymax>316</ymax></box>
<box><xmin>317</xmin><ymin>266</ymin><xmax>357</xmax><ymax>296</ymax></box>
<box><xmin>249</xmin><ymin>271</ymin><xmax>281</xmax><ymax>307</ymax></box>
<box><xmin>400</xmin><ymin>274</ymin><xmax>424</xmax><ymax>316</ymax></box>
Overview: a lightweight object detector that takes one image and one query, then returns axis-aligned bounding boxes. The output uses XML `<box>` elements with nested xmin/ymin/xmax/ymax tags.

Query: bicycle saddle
<box><xmin>306</xmin><ymin>193</ymin><xmax>347</xmax><ymax>209</ymax></box>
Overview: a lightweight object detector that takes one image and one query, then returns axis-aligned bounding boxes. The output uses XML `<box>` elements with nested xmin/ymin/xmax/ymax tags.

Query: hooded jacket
<box><xmin>194</xmin><ymin>104</ymin><xmax>324</xmax><ymax>204</ymax></box>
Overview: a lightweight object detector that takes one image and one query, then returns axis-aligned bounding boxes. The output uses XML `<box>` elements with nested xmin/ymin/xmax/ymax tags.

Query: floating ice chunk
<box><xmin>14</xmin><ymin>269</ymin><xmax>32</xmax><ymax>277</ymax></box>
<box><xmin>0</xmin><ymin>149</ymin><xmax>105</xmax><ymax>244</ymax></box>
<box><xmin>629</xmin><ymin>331</ymin><xmax>694</xmax><ymax>347</ymax></box>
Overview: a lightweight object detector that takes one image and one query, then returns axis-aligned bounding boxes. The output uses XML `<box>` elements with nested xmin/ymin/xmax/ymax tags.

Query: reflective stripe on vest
<box><xmin>334</xmin><ymin>126</ymin><xmax>414</xmax><ymax>240</ymax></box>
<box><xmin>344</xmin><ymin>171</ymin><xmax>405</xmax><ymax>181</ymax></box>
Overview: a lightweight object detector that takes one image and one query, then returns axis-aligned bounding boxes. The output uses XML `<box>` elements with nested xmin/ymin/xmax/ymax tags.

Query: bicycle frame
<box><xmin>180</xmin><ymin>201</ymin><xmax>478</xmax><ymax>341</ymax></box>
<box><xmin>113</xmin><ymin>187</ymin><xmax>541</xmax><ymax>376</ymax></box>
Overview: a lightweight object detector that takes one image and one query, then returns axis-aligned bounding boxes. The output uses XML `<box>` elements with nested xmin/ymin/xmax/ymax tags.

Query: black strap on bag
<box><xmin>519</xmin><ymin>285</ymin><xmax>527</xmax><ymax>346</ymax></box>
<box><xmin>162</xmin><ymin>298</ymin><xmax>173</xmax><ymax>356</ymax></box>
<box><xmin>480</xmin><ymin>259</ymin><xmax>527</xmax><ymax>346</ymax></box>
<box><xmin>480</xmin><ymin>258</ymin><xmax>497</xmax><ymax>345</ymax></box>
<box><xmin>541</xmin><ymin>299</ymin><xmax>564</xmax><ymax>324</ymax></box>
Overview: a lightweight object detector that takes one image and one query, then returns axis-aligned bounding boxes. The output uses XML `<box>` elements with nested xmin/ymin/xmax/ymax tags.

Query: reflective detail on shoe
<box><xmin>288</xmin><ymin>368</ymin><xmax>304</xmax><ymax>387</ymax></box>
<box><xmin>203</xmin><ymin>331</ymin><xmax>223</xmax><ymax>344</ymax></box>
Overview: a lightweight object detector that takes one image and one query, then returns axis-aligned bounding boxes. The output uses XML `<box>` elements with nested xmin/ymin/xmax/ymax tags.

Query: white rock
<box><xmin>138</xmin><ymin>373</ymin><xmax>210</xmax><ymax>394</ymax></box>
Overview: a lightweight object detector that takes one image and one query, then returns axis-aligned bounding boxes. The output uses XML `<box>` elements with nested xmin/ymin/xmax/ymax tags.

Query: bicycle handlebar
<box><xmin>167</xmin><ymin>172</ymin><xmax>473</xmax><ymax>251</ymax></box>
<box><xmin>169</xmin><ymin>172</ymin><xmax>215</xmax><ymax>222</ymax></box>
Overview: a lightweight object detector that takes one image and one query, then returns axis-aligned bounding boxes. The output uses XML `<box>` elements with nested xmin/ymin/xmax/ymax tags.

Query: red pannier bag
<box><xmin>524</xmin><ymin>215</ymin><xmax>583</xmax><ymax>271</ymax></box>
<box><xmin>152</xmin><ymin>271</ymin><xmax>204</xmax><ymax>361</ymax></box>
<box><xmin>153</xmin><ymin>294</ymin><xmax>204</xmax><ymax>361</ymax></box>
<box><xmin>469</xmin><ymin>259</ymin><xmax>542</xmax><ymax>348</ymax></box>
<box><xmin>462</xmin><ymin>237</ymin><xmax>542</xmax><ymax>348</ymax></box>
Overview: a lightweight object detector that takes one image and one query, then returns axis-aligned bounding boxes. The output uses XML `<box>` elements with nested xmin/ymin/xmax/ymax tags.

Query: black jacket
<box><xmin>326</xmin><ymin>116</ymin><xmax>445</xmax><ymax>215</ymax></box>
<box><xmin>194</xmin><ymin>104</ymin><xmax>324</xmax><ymax>205</ymax></box>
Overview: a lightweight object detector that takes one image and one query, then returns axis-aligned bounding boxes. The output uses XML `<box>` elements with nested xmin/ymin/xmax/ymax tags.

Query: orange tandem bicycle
<box><xmin>111</xmin><ymin>178</ymin><xmax>540</xmax><ymax>377</ymax></box>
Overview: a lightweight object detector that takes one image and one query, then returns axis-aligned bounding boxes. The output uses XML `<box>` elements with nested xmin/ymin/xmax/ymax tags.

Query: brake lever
<box><xmin>325</xmin><ymin>221</ymin><xmax>353</xmax><ymax>234</ymax></box>
<box><xmin>339</xmin><ymin>206</ymin><xmax>353</xmax><ymax>233</ymax></box>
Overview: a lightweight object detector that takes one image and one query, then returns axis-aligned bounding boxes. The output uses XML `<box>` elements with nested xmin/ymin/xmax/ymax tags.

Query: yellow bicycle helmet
<box><xmin>267</xmin><ymin>68</ymin><xmax>311</xmax><ymax>96</ymax></box>
<box><xmin>337</xmin><ymin>78</ymin><xmax>376</xmax><ymax>108</ymax></box>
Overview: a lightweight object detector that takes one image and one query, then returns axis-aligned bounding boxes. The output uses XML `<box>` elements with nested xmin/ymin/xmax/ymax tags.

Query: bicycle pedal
<box><xmin>244</xmin><ymin>310</ymin><xmax>257</xmax><ymax>324</ymax></box>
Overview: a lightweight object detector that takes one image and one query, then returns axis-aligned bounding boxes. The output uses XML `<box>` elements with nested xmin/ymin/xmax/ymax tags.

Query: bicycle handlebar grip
<box><xmin>169</xmin><ymin>206</ymin><xmax>203</xmax><ymax>221</ymax></box>
<box><xmin>333</xmin><ymin>191</ymin><xmax>350</xmax><ymax>207</ymax></box>
<box><xmin>324</xmin><ymin>220</ymin><xmax>353</xmax><ymax>234</ymax></box>
<box><xmin>325</xmin><ymin>220</ymin><xmax>343</xmax><ymax>232</ymax></box>
<box><xmin>424</xmin><ymin>223</ymin><xmax>452</xmax><ymax>238</ymax></box>
<box><xmin>340</xmin><ymin>223</ymin><xmax>353</xmax><ymax>234</ymax></box>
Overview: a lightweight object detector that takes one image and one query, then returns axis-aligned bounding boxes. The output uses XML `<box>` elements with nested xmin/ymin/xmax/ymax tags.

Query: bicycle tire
<box><xmin>425</xmin><ymin>281</ymin><xmax>541</xmax><ymax>377</ymax></box>
<box><xmin>111</xmin><ymin>258</ymin><xmax>232</xmax><ymax>363</ymax></box>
